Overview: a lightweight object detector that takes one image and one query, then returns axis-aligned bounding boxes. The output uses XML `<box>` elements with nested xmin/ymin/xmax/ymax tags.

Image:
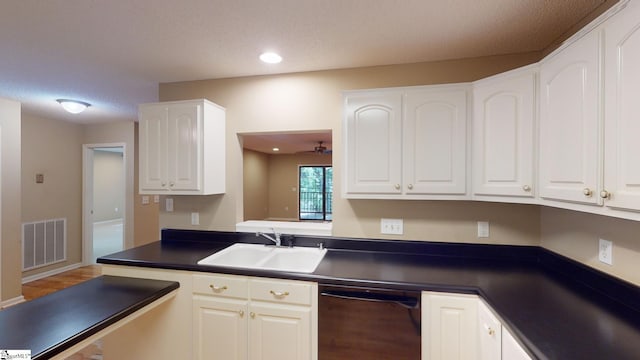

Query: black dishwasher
<box><xmin>318</xmin><ymin>285</ymin><xmax>421</xmax><ymax>359</ymax></box>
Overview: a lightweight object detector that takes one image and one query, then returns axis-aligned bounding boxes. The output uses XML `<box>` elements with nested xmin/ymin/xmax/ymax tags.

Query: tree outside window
<box><xmin>299</xmin><ymin>166</ymin><xmax>332</xmax><ymax>221</ymax></box>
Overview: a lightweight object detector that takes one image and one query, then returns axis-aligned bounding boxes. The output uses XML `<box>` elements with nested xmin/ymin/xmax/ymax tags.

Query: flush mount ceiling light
<box><xmin>56</xmin><ymin>99</ymin><xmax>91</xmax><ymax>114</ymax></box>
<box><xmin>272</xmin><ymin>147</ymin><xmax>280</xmax><ymax>152</ymax></box>
<box><xmin>259</xmin><ymin>52</ymin><xmax>282</xmax><ymax>64</ymax></box>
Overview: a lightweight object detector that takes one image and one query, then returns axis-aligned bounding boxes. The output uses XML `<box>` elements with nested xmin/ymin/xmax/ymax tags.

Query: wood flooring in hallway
<box><xmin>22</xmin><ymin>265</ymin><xmax>102</xmax><ymax>301</ymax></box>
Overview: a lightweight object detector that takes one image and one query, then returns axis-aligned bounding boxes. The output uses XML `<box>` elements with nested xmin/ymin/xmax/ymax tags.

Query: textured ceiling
<box><xmin>0</xmin><ymin>0</ymin><xmax>614</xmax><ymax>124</ymax></box>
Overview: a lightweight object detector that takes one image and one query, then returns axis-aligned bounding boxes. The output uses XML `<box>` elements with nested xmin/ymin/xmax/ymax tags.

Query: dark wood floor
<box><xmin>22</xmin><ymin>265</ymin><xmax>102</xmax><ymax>301</ymax></box>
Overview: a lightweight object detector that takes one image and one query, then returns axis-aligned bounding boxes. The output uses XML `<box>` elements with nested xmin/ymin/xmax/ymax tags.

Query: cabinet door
<box><xmin>193</xmin><ymin>296</ymin><xmax>248</xmax><ymax>360</ymax></box>
<box><xmin>502</xmin><ymin>328</ymin><xmax>532</xmax><ymax>360</ymax></box>
<box><xmin>604</xmin><ymin>1</ymin><xmax>640</xmax><ymax>212</ymax></box>
<box><xmin>139</xmin><ymin>105</ymin><xmax>169</xmax><ymax>192</ymax></box>
<box><xmin>539</xmin><ymin>29</ymin><xmax>602</xmax><ymax>205</ymax></box>
<box><xmin>248</xmin><ymin>302</ymin><xmax>312</xmax><ymax>360</ymax></box>
<box><xmin>422</xmin><ymin>292</ymin><xmax>478</xmax><ymax>360</ymax></box>
<box><xmin>404</xmin><ymin>89</ymin><xmax>467</xmax><ymax>195</ymax></box>
<box><xmin>167</xmin><ymin>103</ymin><xmax>201</xmax><ymax>191</ymax></box>
<box><xmin>473</xmin><ymin>71</ymin><xmax>535</xmax><ymax>198</ymax></box>
<box><xmin>478</xmin><ymin>301</ymin><xmax>502</xmax><ymax>360</ymax></box>
<box><xmin>344</xmin><ymin>92</ymin><xmax>403</xmax><ymax>195</ymax></box>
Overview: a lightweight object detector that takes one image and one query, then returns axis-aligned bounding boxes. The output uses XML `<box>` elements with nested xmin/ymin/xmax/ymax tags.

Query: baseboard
<box><xmin>0</xmin><ymin>295</ymin><xmax>25</xmax><ymax>309</ymax></box>
<box><xmin>22</xmin><ymin>262</ymin><xmax>84</xmax><ymax>284</ymax></box>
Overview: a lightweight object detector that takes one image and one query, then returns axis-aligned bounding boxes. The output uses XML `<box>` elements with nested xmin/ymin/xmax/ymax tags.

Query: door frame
<box><xmin>82</xmin><ymin>142</ymin><xmax>127</xmax><ymax>264</ymax></box>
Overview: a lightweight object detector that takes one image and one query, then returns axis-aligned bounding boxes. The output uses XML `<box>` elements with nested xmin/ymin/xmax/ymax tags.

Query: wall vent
<box><xmin>22</xmin><ymin>218</ymin><xmax>66</xmax><ymax>271</ymax></box>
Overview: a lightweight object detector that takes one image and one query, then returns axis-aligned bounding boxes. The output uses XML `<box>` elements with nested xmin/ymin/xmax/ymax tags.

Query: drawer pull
<box><xmin>250</xmin><ymin>312</ymin><xmax>256</xmax><ymax>318</ymax></box>
<box><xmin>270</xmin><ymin>290</ymin><xmax>290</xmax><ymax>298</ymax></box>
<box><xmin>209</xmin><ymin>284</ymin><xmax>228</xmax><ymax>292</ymax></box>
<box><xmin>239</xmin><ymin>310</ymin><xmax>244</xmax><ymax>317</ymax></box>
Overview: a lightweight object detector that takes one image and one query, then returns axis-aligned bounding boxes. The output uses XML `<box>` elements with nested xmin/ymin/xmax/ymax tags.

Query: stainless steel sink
<box><xmin>197</xmin><ymin>243</ymin><xmax>327</xmax><ymax>273</ymax></box>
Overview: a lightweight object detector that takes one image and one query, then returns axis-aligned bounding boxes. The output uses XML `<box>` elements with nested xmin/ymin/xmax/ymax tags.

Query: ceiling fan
<box><xmin>298</xmin><ymin>141</ymin><xmax>332</xmax><ymax>155</ymax></box>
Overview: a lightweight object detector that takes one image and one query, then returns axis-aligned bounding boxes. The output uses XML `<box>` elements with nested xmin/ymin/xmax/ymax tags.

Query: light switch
<box><xmin>153</xmin><ymin>195</ymin><xmax>160</xmax><ymax>203</ymax></box>
<box><xmin>477</xmin><ymin>221</ymin><xmax>489</xmax><ymax>238</ymax></box>
<box><xmin>166</xmin><ymin>198</ymin><xmax>174</xmax><ymax>212</ymax></box>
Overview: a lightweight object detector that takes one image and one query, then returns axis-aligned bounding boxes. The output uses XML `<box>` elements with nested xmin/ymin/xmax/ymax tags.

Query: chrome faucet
<box><xmin>256</xmin><ymin>228</ymin><xmax>281</xmax><ymax>247</ymax></box>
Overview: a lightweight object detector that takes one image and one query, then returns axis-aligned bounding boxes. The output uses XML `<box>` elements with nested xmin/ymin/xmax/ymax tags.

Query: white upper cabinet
<box><xmin>139</xmin><ymin>99</ymin><xmax>226</xmax><ymax>195</ymax></box>
<box><xmin>404</xmin><ymin>89</ymin><xmax>467</xmax><ymax>195</ymax></box>
<box><xmin>344</xmin><ymin>91</ymin><xmax>403</xmax><ymax>194</ymax></box>
<box><xmin>344</xmin><ymin>85</ymin><xmax>469</xmax><ymax>199</ymax></box>
<box><xmin>603</xmin><ymin>0</ymin><xmax>640</xmax><ymax>212</ymax></box>
<box><xmin>472</xmin><ymin>66</ymin><xmax>536</xmax><ymax>200</ymax></box>
<box><xmin>538</xmin><ymin>28</ymin><xmax>603</xmax><ymax>206</ymax></box>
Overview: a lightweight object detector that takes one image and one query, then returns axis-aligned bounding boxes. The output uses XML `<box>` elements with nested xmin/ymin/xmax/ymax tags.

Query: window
<box><xmin>299</xmin><ymin>166</ymin><xmax>332</xmax><ymax>221</ymax></box>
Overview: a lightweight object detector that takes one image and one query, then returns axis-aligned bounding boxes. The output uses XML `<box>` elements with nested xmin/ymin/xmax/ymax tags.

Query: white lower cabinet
<box><xmin>478</xmin><ymin>300</ymin><xmax>502</xmax><ymax>360</ymax></box>
<box><xmin>501</xmin><ymin>327</ymin><xmax>532</xmax><ymax>360</ymax></box>
<box><xmin>422</xmin><ymin>292</ymin><xmax>479</xmax><ymax>360</ymax></box>
<box><xmin>193</xmin><ymin>273</ymin><xmax>317</xmax><ymax>360</ymax></box>
<box><xmin>422</xmin><ymin>292</ymin><xmax>531</xmax><ymax>360</ymax></box>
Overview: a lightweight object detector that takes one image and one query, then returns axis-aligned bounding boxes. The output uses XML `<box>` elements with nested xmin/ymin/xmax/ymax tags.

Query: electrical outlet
<box><xmin>165</xmin><ymin>198</ymin><xmax>174</xmax><ymax>212</ymax></box>
<box><xmin>477</xmin><ymin>221</ymin><xmax>490</xmax><ymax>238</ymax></box>
<box><xmin>153</xmin><ymin>195</ymin><xmax>160</xmax><ymax>203</ymax></box>
<box><xmin>599</xmin><ymin>239</ymin><xmax>613</xmax><ymax>265</ymax></box>
<box><xmin>141</xmin><ymin>196</ymin><xmax>150</xmax><ymax>205</ymax></box>
<box><xmin>191</xmin><ymin>212</ymin><xmax>200</xmax><ymax>225</ymax></box>
<box><xmin>381</xmin><ymin>218</ymin><xmax>403</xmax><ymax>235</ymax></box>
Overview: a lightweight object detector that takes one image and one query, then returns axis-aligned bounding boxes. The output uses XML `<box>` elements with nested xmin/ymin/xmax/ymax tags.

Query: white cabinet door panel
<box><xmin>478</xmin><ymin>300</ymin><xmax>502</xmax><ymax>360</ymax></box>
<box><xmin>539</xmin><ymin>29</ymin><xmax>602</xmax><ymax>205</ymax></box>
<box><xmin>193</xmin><ymin>297</ymin><xmax>248</xmax><ymax>360</ymax></box>
<box><xmin>405</xmin><ymin>90</ymin><xmax>467</xmax><ymax>195</ymax></box>
<box><xmin>422</xmin><ymin>292</ymin><xmax>478</xmax><ymax>360</ymax></box>
<box><xmin>604</xmin><ymin>0</ymin><xmax>640</xmax><ymax>212</ymax></box>
<box><xmin>502</xmin><ymin>328</ymin><xmax>532</xmax><ymax>360</ymax></box>
<box><xmin>345</xmin><ymin>93</ymin><xmax>402</xmax><ymax>194</ymax></box>
<box><xmin>168</xmin><ymin>104</ymin><xmax>201</xmax><ymax>191</ymax></box>
<box><xmin>473</xmin><ymin>70</ymin><xmax>535</xmax><ymax>198</ymax></box>
<box><xmin>139</xmin><ymin>105</ymin><xmax>168</xmax><ymax>192</ymax></box>
<box><xmin>249</xmin><ymin>303</ymin><xmax>312</xmax><ymax>360</ymax></box>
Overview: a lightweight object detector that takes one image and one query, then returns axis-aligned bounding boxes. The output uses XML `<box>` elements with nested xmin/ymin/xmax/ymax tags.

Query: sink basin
<box><xmin>197</xmin><ymin>243</ymin><xmax>327</xmax><ymax>273</ymax></box>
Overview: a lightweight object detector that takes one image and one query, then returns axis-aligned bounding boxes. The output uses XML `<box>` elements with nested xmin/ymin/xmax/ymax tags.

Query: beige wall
<box><xmin>93</xmin><ymin>150</ymin><xmax>124</xmax><ymax>222</ymax></box>
<box><xmin>158</xmin><ymin>53</ymin><xmax>542</xmax><ymax>245</ymax></box>
<box><xmin>267</xmin><ymin>153</ymin><xmax>332</xmax><ymax>221</ymax></box>
<box><xmin>133</xmin><ymin>123</ymin><xmax>160</xmax><ymax>246</ymax></box>
<box><xmin>21</xmin><ymin>114</ymin><xmax>84</xmax><ymax>278</ymax></box>
<box><xmin>0</xmin><ymin>98</ymin><xmax>22</xmax><ymax>302</ymax></box>
<box><xmin>243</xmin><ymin>149</ymin><xmax>269</xmax><ymax>221</ymax></box>
<box><xmin>541</xmin><ymin>207</ymin><xmax>640</xmax><ymax>286</ymax></box>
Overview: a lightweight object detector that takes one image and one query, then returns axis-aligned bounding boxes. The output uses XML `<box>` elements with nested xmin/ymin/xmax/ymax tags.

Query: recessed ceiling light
<box><xmin>57</xmin><ymin>99</ymin><xmax>91</xmax><ymax>114</ymax></box>
<box><xmin>260</xmin><ymin>52</ymin><xmax>282</xmax><ymax>64</ymax></box>
<box><xmin>272</xmin><ymin>147</ymin><xmax>280</xmax><ymax>152</ymax></box>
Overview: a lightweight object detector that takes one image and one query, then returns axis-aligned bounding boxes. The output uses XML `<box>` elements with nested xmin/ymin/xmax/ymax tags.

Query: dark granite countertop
<box><xmin>0</xmin><ymin>276</ymin><xmax>179</xmax><ymax>360</ymax></box>
<box><xmin>98</xmin><ymin>229</ymin><xmax>640</xmax><ymax>360</ymax></box>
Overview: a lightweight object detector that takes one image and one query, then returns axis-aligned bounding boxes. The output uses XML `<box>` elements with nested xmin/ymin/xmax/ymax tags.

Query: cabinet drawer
<box><xmin>193</xmin><ymin>274</ymin><xmax>248</xmax><ymax>299</ymax></box>
<box><xmin>249</xmin><ymin>278</ymin><xmax>313</xmax><ymax>306</ymax></box>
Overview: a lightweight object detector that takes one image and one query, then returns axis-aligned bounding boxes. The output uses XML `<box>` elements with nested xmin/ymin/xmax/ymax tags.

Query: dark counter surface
<box><xmin>98</xmin><ymin>229</ymin><xmax>640</xmax><ymax>360</ymax></box>
<box><xmin>0</xmin><ymin>276</ymin><xmax>179</xmax><ymax>360</ymax></box>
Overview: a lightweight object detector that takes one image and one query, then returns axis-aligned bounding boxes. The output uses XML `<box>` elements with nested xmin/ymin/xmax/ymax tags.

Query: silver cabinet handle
<box><xmin>522</xmin><ymin>185</ymin><xmax>531</xmax><ymax>192</ymax></box>
<box><xmin>161</xmin><ymin>182</ymin><xmax>167</xmax><ymax>187</ymax></box>
<box><xmin>394</xmin><ymin>184</ymin><xmax>400</xmax><ymax>190</ymax></box>
<box><xmin>209</xmin><ymin>284</ymin><xmax>228</xmax><ymax>292</ymax></box>
<box><xmin>583</xmin><ymin>188</ymin><xmax>593</xmax><ymax>197</ymax></box>
<box><xmin>600</xmin><ymin>190</ymin><xmax>610</xmax><ymax>199</ymax></box>
<box><xmin>407</xmin><ymin>184</ymin><xmax>414</xmax><ymax>190</ymax></box>
<box><xmin>270</xmin><ymin>290</ymin><xmax>290</xmax><ymax>297</ymax></box>
<box><xmin>169</xmin><ymin>181</ymin><xmax>175</xmax><ymax>187</ymax></box>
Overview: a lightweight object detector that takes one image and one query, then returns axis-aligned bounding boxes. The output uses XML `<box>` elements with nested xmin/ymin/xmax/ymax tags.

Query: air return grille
<box><xmin>22</xmin><ymin>218</ymin><xmax>66</xmax><ymax>271</ymax></box>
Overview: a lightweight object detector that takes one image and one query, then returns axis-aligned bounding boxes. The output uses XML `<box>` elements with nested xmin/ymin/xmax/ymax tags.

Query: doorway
<box><xmin>82</xmin><ymin>144</ymin><xmax>125</xmax><ymax>264</ymax></box>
